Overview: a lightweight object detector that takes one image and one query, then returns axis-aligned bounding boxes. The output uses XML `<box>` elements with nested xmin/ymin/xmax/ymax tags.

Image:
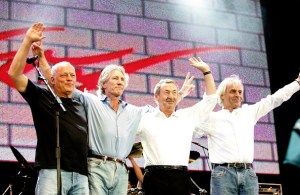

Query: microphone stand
<box><xmin>192</xmin><ymin>141</ymin><xmax>211</xmax><ymax>170</ymax></box>
<box><xmin>29</xmin><ymin>57</ymin><xmax>66</xmax><ymax>195</ymax></box>
<box><xmin>191</xmin><ymin>141</ymin><xmax>208</xmax><ymax>150</ymax></box>
<box><xmin>1</xmin><ymin>183</ymin><xmax>13</xmax><ymax>195</ymax></box>
<box><xmin>191</xmin><ymin>141</ymin><xmax>209</xmax><ymax>194</ymax></box>
<box><xmin>190</xmin><ymin>177</ymin><xmax>207</xmax><ymax>195</ymax></box>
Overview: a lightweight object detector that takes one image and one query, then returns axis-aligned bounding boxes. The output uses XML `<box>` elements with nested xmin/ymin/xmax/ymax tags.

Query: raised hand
<box><xmin>188</xmin><ymin>57</ymin><xmax>210</xmax><ymax>73</ymax></box>
<box><xmin>179</xmin><ymin>72</ymin><xmax>195</xmax><ymax>98</ymax></box>
<box><xmin>31</xmin><ymin>41</ymin><xmax>44</xmax><ymax>57</ymax></box>
<box><xmin>25</xmin><ymin>22</ymin><xmax>46</xmax><ymax>43</ymax></box>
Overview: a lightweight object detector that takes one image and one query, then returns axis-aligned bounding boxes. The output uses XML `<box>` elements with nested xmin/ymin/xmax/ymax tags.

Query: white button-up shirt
<box><xmin>137</xmin><ymin>94</ymin><xmax>218</xmax><ymax>167</ymax></box>
<box><xmin>202</xmin><ymin>81</ymin><xmax>300</xmax><ymax>164</ymax></box>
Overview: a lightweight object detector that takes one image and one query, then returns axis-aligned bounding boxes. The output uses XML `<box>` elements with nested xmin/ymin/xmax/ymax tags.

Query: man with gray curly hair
<box><xmin>96</xmin><ymin>64</ymin><xmax>129</xmax><ymax>97</ymax></box>
<box><xmin>80</xmin><ymin>64</ymin><xmax>138</xmax><ymax>195</ymax></box>
<box><xmin>200</xmin><ymin>73</ymin><xmax>300</xmax><ymax>195</ymax></box>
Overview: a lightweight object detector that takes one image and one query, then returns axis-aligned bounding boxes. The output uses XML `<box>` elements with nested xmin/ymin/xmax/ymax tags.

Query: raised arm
<box><xmin>188</xmin><ymin>57</ymin><xmax>216</xmax><ymax>95</ymax></box>
<box><xmin>31</xmin><ymin>41</ymin><xmax>53</xmax><ymax>89</ymax></box>
<box><xmin>8</xmin><ymin>22</ymin><xmax>46</xmax><ymax>92</ymax></box>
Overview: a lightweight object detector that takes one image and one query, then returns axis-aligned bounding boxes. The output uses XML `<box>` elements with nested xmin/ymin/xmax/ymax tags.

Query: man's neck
<box><xmin>106</xmin><ymin>94</ymin><xmax>120</xmax><ymax>112</ymax></box>
<box><xmin>57</xmin><ymin>91</ymin><xmax>73</xmax><ymax>98</ymax></box>
<box><xmin>105</xmin><ymin>92</ymin><xmax>121</xmax><ymax>100</ymax></box>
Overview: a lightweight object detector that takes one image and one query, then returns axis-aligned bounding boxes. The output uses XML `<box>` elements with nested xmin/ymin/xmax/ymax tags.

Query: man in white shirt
<box><xmin>137</xmin><ymin>57</ymin><xmax>218</xmax><ymax>195</ymax></box>
<box><xmin>201</xmin><ymin>73</ymin><xmax>300</xmax><ymax>195</ymax></box>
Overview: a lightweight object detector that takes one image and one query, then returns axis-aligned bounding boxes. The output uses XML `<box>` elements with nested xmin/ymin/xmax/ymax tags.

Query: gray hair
<box><xmin>51</xmin><ymin>61</ymin><xmax>74</xmax><ymax>78</ymax></box>
<box><xmin>216</xmin><ymin>74</ymin><xmax>243</xmax><ymax>106</ymax></box>
<box><xmin>97</xmin><ymin>64</ymin><xmax>129</xmax><ymax>96</ymax></box>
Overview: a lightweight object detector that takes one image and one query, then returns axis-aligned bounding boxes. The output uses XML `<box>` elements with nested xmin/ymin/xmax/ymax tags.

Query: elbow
<box><xmin>8</xmin><ymin>67</ymin><xmax>22</xmax><ymax>84</ymax></box>
<box><xmin>8</xmin><ymin>63</ymin><xmax>20</xmax><ymax>79</ymax></box>
<box><xmin>8</xmin><ymin>69</ymin><xmax>19</xmax><ymax>81</ymax></box>
<box><xmin>8</xmin><ymin>69</ymin><xmax>15</xmax><ymax>79</ymax></box>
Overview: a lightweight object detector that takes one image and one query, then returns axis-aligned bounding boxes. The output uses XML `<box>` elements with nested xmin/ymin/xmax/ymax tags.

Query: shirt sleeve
<box><xmin>189</xmin><ymin>93</ymin><xmax>218</xmax><ymax>119</ymax></box>
<box><xmin>250</xmin><ymin>81</ymin><xmax>300</xmax><ymax>122</ymax></box>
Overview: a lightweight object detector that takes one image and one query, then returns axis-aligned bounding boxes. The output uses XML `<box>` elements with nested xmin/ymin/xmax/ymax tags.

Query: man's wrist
<box><xmin>296</xmin><ymin>79</ymin><xmax>300</xmax><ymax>86</ymax></box>
<box><xmin>203</xmin><ymin>71</ymin><xmax>211</xmax><ymax>76</ymax></box>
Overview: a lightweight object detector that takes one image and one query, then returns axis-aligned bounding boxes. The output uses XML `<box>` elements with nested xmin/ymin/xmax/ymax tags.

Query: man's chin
<box><xmin>66</xmin><ymin>88</ymin><xmax>74</xmax><ymax>93</ymax></box>
<box><xmin>233</xmin><ymin>103</ymin><xmax>241</xmax><ymax>108</ymax></box>
<box><xmin>166</xmin><ymin>104</ymin><xmax>176</xmax><ymax>109</ymax></box>
<box><xmin>108</xmin><ymin>93</ymin><xmax>121</xmax><ymax>98</ymax></box>
<box><xmin>114</xmin><ymin>90</ymin><xmax>124</xmax><ymax>97</ymax></box>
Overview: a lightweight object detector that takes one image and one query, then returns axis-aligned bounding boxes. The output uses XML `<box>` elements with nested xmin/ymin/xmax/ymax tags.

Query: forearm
<box><xmin>8</xmin><ymin>38</ymin><xmax>32</xmax><ymax>78</ymax></box>
<box><xmin>38</xmin><ymin>53</ymin><xmax>52</xmax><ymax>86</ymax></box>
<box><xmin>203</xmin><ymin>70</ymin><xmax>216</xmax><ymax>95</ymax></box>
<box><xmin>129</xmin><ymin>158</ymin><xmax>144</xmax><ymax>182</ymax></box>
<box><xmin>188</xmin><ymin>57</ymin><xmax>216</xmax><ymax>96</ymax></box>
<box><xmin>8</xmin><ymin>38</ymin><xmax>32</xmax><ymax>92</ymax></box>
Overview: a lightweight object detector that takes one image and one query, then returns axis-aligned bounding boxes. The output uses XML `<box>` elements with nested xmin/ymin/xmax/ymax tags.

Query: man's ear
<box><xmin>101</xmin><ymin>82</ymin><xmax>106</xmax><ymax>90</ymax></box>
<box><xmin>50</xmin><ymin>76</ymin><xmax>55</xmax><ymax>85</ymax></box>
<box><xmin>154</xmin><ymin>93</ymin><xmax>159</xmax><ymax>101</ymax></box>
<box><xmin>220</xmin><ymin>94</ymin><xmax>224</xmax><ymax>101</ymax></box>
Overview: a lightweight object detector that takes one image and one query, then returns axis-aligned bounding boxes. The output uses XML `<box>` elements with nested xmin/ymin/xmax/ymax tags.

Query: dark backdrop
<box><xmin>261</xmin><ymin>0</ymin><xmax>300</xmax><ymax>194</ymax></box>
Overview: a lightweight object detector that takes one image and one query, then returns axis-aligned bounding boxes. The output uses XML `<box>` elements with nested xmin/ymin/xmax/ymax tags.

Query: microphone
<box><xmin>26</xmin><ymin>55</ymin><xmax>39</xmax><ymax>64</ymax></box>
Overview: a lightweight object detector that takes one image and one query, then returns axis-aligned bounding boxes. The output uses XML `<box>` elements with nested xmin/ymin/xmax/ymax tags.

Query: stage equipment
<box><xmin>259</xmin><ymin>183</ymin><xmax>282</xmax><ymax>195</ymax></box>
<box><xmin>1</xmin><ymin>146</ymin><xmax>36</xmax><ymax>195</ymax></box>
<box><xmin>189</xmin><ymin>151</ymin><xmax>200</xmax><ymax>163</ymax></box>
<box><xmin>129</xmin><ymin>142</ymin><xmax>143</xmax><ymax>158</ymax></box>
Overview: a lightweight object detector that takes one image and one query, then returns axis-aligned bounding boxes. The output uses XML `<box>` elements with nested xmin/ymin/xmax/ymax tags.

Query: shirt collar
<box><xmin>100</xmin><ymin>94</ymin><xmax>128</xmax><ymax>107</ymax></box>
<box><xmin>153</xmin><ymin>107</ymin><xmax>178</xmax><ymax>117</ymax></box>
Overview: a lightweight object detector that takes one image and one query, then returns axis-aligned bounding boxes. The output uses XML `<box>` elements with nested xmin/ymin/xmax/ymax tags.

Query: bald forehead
<box><xmin>52</xmin><ymin>62</ymin><xmax>74</xmax><ymax>72</ymax></box>
<box><xmin>52</xmin><ymin>63</ymin><xmax>76</xmax><ymax>79</ymax></box>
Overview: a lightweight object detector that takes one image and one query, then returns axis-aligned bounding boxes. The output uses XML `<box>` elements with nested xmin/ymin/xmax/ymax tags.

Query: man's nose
<box><xmin>66</xmin><ymin>74</ymin><xmax>73</xmax><ymax>79</ymax></box>
<box><xmin>117</xmin><ymin>79</ymin><xmax>124</xmax><ymax>84</ymax></box>
<box><xmin>168</xmin><ymin>93</ymin><xmax>176</xmax><ymax>98</ymax></box>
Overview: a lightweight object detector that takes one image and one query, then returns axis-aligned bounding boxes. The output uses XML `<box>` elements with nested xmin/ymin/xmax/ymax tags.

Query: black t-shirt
<box><xmin>20</xmin><ymin>80</ymin><xmax>88</xmax><ymax>176</ymax></box>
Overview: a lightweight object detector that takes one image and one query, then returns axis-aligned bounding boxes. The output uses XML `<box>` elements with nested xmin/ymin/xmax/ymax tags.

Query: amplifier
<box><xmin>259</xmin><ymin>183</ymin><xmax>282</xmax><ymax>195</ymax></box>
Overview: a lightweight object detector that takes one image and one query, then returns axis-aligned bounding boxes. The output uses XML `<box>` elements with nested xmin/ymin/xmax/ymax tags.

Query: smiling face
<box><xmin>102</xmin><ymin>69</ymin><xmax>126</xmax><ymax>98</ymax></box>
<box><xmin>155</xmin><ymin>82</ymin><xmax>179</xmax><ymax>116</ymax></box>
<box><xmin>51</xmin><ymin>63</ymin><xmax>76</xmax><ymax>98</ymax></box>
<box><xmin>221</xmin><ymin>82</ymin><xmax>243</xmax><ymax>111</ymax></box>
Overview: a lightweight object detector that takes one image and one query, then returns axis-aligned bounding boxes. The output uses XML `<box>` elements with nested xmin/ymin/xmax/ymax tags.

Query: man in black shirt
<box><xmin>8</xmin><ymin>22</ymin><xmax>89</xmax><ymax>195</ymax></box>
